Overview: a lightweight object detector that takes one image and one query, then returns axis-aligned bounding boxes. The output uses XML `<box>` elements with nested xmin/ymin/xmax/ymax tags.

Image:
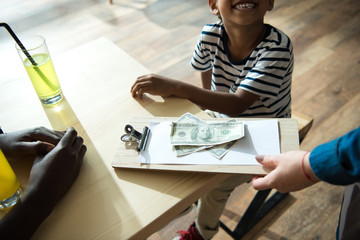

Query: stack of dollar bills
<box><xmin>170</xmin><ymin>113</ymin><xmax>245</xmax><ymax>159</ymax></box>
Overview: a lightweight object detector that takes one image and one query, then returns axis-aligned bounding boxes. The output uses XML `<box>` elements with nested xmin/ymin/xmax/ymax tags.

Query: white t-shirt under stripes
<box><xmin>191</xmin><ymin>22</ymin><xmax>293</xmax><ymax>118</ymax></box>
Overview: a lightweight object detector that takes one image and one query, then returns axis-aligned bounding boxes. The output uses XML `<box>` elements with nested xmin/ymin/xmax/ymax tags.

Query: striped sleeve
<box><xmin>239</xmin><ymin>47</ymin><xmax>292</xmax><ymax>99</ymax></box>
<box><xmin>190</xmin><ymin>24</ymin><xmax>221</xmax><ymax>72</ymax></box>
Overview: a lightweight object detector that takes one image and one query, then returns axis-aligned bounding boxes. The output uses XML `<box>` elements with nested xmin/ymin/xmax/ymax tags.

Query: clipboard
<box><xmin>111</xmin><ymin>117</ymin><xmax>299</xmax><ymax>175</ymax></box>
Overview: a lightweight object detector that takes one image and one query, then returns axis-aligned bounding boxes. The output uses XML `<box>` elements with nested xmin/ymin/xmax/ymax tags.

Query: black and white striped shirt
<box><xmin>191</xmin><ymin>21</ymin><xmax>293</xmax><ymax>118</ymax></box>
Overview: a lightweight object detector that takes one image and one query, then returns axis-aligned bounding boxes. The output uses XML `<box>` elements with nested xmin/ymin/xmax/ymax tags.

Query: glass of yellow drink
<box><xmin>16</xmin><ymin>35</ymin><xmax>63</xmax><ymax>105</ymax></box>
<box><xmin>0</xmin><ymin>149</ymin><xmax>23</xmax><ymax>209</ymax></box>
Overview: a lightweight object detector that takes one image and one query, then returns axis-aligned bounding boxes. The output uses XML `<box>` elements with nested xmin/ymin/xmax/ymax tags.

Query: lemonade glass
<box><xmin>16</xmin><ymin>35</ymin><xmax>63</xmax><ymax>105</ymax></box>
<box><xmin>0</xmin><ymin>149</ymin><xmax>23</xmax><ymax>209</ymax></box>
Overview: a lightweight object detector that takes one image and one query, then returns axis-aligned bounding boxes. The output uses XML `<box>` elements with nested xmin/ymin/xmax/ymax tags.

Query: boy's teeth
<box><xmin>235</xmin><ymin>3</ymin><xmax>255</xmax><ymax>9</ymax></box>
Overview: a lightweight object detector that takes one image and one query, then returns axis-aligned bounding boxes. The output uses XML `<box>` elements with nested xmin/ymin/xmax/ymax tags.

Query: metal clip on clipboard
<box><xmin>120</xmin><ymin>124</ymin><xmax>150</xmax><ymax>152</ymax></box>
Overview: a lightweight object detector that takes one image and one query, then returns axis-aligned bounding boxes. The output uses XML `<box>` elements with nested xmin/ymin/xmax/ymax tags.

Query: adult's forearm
<box><xmin>0</xmin><ymin>190</ymin><xmax>54</xmax><ymax>239</ymax></box>
<box><xmin>310</xmin><ymin>127</ymin><xmax>360</xmax><ymax>185</ymax></box>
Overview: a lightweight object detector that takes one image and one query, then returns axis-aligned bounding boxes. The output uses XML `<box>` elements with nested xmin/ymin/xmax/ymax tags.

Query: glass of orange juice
<box><xmin>0</xmin><ymin>149</ymin><xmax>23</xmax><ymax>209</ymax></box>
<box><xmin>16</xmin><ymin>35</ymin><xmax>63</xmax><ymax>105</ymax></box>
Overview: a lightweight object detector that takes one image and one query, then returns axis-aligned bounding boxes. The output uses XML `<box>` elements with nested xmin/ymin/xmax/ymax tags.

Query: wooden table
<box><xmin>0</xmin><ymin>37</ymin><xmax>298</xmax><ymax>239</ymax></box>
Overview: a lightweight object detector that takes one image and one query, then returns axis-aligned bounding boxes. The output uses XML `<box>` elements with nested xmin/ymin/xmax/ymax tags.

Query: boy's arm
<box><xmin>182</xmin><ymin>85</ymin><xmax>259</xmax><ymax>116</ymax></box>
<box><xmin>131</xmin><ymin>73</ymin><xmax>259</xmax><ymax>116</ymax></box>
<box><xmin>201</xmin><ymin>70</ymin><xmax>212</xmax><ymax>90</ymax></box>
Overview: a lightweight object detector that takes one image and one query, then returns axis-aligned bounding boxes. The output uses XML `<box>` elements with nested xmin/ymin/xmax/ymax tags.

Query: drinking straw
<box><xmin>0</xmin><ymin>22</ymin><xmax>57</xmax><ymax>91</ymax></box>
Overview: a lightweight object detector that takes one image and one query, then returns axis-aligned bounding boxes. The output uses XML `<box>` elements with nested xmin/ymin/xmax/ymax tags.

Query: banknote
<box><xmin>172</xmin><ymin>113</ymin><xmax>244</xmax><ymax>158</ymax></box>
<box><xmin>175</xmin><ymin>112</ymin><xmax>204</xmax><ymax>124</ymax></box>
<box><xmin>170</xmin><ymin>121</ymin><xmax>244</xmax><ymax>146</ymax></box>
<box><xmin>172</xmin><ymin>113</ymin><xmax>208</xmax><ymax>156</ymax></box>
<box><xmin>174</xmin><ymin>139</ymin><xmax>238</xmax><ymax>158</ymax></box>
<box><xmin>173</xmin><ymin>144</ymin><xmax>211</xmax><ymax>157</ymax></box>
<box><xmin>207</xmin><ymin>140</ymin><xmax>238</xmax><ymax>159</ymax></box>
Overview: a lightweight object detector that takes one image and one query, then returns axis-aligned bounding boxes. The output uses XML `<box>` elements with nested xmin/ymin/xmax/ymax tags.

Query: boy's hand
<box><xmin>131</xmin><ymin>74</ymin><xmax>178</xmax><ymax>99</ymax></box>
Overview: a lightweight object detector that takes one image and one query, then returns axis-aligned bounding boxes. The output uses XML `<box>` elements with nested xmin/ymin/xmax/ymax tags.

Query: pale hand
<box><xmin>251</xmin><ymin>151</ymin><xmax>320</xmax><ymax>193</ymax></box>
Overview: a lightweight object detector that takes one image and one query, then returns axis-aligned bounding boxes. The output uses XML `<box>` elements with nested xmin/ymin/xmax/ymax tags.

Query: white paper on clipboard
<box><xmin>138</xmin><ymin>119</ymin><xmax>280</xmax><ymax>165</ymax></box>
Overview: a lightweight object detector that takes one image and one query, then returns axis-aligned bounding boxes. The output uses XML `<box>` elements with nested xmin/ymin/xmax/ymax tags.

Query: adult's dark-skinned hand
<box><xmin>0</xmin><ymin>127</ymin><xmax>87</xmax><ymax>240</ymax></box>
<box><xmin>0</xmin><ymin>126</ymin><xmax>65</xmax><ymax>161</ymax></box>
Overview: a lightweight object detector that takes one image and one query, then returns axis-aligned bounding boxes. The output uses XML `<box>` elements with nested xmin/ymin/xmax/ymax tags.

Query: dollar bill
<box><xmin>175</xmin><ymin>112</ymin><xmax>204</xmax><ymax>124</ymax></box>
<box><xmin>172</xmin><ymin>113</ymin><xmax>209</xmax><ymax>156</ymax></box>
<box><xmin>170</xmin><ymin>121</ymin><xmax>244</xmax><ymax>146</ymax></box>
<box><xmin>174</xmin><ymin>139</ymin><xmax>238</xmax><ymax>158</ymax></box>
<box><xmin>207</xmin><ymin>140</ymin><xmax>238</xmax><ymax>159</ymax></box>
<box><xmin>173</xmin><ymin>144</ymin><xmax>211</xmax><ymax>157</ymax></box>
<box><xmin>172</xmin><ymin>113</ymin><xmax>244</xmax><ymax>158</ymax></box>
<box><xmin>205</xmin><ymin>118</ymin><xmax>238</xmax><ymax>159</ymax></box>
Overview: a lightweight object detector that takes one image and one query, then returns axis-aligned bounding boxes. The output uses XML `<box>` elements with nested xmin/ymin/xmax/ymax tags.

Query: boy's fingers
<box><xmin>131</xmin><ymin>83</ymin><xmax>143</xmax><ymax>98</ymax></box>
<box><xmin>138</xmin><ymin>88</ymin><xmax>144</xmax><ymax>98</ymax></box>
<box><xmin>131</xmin><ymin>79</ymin><xmax>142</xmax><ymax>92</ymax></box>
<box><xmin>137</xmin><ymin>75</ymin><xmax>145</xmax><ymax>80</ymax></box>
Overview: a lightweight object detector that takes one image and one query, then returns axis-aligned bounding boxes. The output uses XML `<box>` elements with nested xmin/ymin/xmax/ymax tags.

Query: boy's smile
<box><xmin>210</xmin><ymin>0</ymin><xmax>274</xmax><ymax>26</ymax></box>
<box><xmin>233</xmin><ymin>1</ymin><xmax>256</xmax><ymax>12</ymax></box>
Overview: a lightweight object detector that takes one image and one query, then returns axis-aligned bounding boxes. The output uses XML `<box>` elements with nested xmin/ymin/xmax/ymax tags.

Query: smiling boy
<box><xmin>131</xmin><ymin>0</ymin><xmax>293</xmax><ymax>239</ymax></box>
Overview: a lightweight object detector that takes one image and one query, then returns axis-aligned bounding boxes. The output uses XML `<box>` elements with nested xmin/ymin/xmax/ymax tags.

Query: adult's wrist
<box><xmin>0</xmin><ymin>188</ymin><xmax>54</xmax><ymax>240</ymax></box>
<box><xmin>21</xmin><ymin>184</ymin><xmax>55</xmax><ymax>217</ymax></box>
<box><xmin>303</xmin><ymin>152</ymin><xmax>320</xmax><ymax>183</ymax></box>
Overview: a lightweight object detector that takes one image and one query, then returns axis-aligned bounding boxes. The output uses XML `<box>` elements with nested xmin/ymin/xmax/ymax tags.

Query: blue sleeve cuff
<box><xmin>310</xmin><ymin>127</ymin><xmax>360</xmax><ymax>185</ymax></box>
